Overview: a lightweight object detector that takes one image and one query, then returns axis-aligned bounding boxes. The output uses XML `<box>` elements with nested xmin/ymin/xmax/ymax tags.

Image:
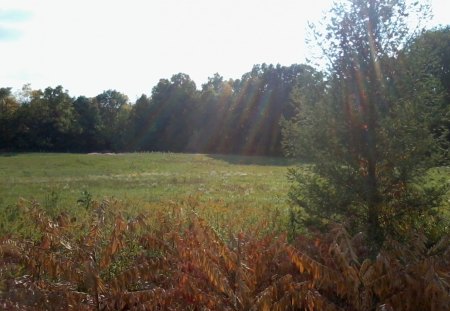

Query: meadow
<box><xmin>0</xmin><ymin>152</ymin><xmax>297</xmax><ymax>235</ymax></box>
<box><xmin>1</xmin><ymin>152</ymin><xmax>448</xmax><ymax>236</ymax></box>
<box><xmin>1</xmin><ymin>153</ymin><xmax>449</xmax><ymax>310</ymax></box>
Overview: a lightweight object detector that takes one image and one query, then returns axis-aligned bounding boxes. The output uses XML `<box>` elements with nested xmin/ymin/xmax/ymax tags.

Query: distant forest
<box><xmin>0</xmin><ymin>27</ymin><xmax>448</xmax><ymax>156</ymax></box>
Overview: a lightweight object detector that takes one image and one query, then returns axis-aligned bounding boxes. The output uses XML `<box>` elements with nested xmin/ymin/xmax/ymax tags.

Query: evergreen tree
<box><xmin>282</xmin><ymin>0</ymin><xmax>447</xmax><ymax>254</ymax></box>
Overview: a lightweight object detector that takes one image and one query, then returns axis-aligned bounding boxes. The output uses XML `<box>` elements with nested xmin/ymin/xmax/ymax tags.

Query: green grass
<box><xmin>0</xmin><ymin>153</ymin><xmax>297</xmax><ymax>234</ymax></box>
<box><xmin>1</xmin><ymin>152</ymin><xmax>448</xmax><ymax>237</ymax></box>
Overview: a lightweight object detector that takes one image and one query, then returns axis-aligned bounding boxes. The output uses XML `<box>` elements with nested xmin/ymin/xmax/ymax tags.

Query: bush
<box><xmin>1</xmin><ymin>199</ymin><xmax>449</xmax><ymax>310</ymax></box>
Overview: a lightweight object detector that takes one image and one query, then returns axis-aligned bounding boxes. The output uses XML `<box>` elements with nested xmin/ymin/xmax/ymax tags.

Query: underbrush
<box><xmin>0</xmin><ymin>199</ymin><xmax>449</xmax><ymax>310</ymax></box>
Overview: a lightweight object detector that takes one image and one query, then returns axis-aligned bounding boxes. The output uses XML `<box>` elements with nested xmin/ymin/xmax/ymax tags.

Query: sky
<box><xmin>0</xmin><ymin>0</ymin><xmax>449</xmax><ymax>101</ymax></box>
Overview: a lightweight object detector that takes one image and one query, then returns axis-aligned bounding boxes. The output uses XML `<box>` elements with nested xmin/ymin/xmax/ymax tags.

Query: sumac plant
<box><xmin>0</xmin><ymin>199</ymin><xmax>449</xmax><ymax>310</ymax></box>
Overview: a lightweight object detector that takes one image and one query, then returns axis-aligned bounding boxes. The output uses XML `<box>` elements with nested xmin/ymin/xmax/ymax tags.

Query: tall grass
<box><xmin>0</xmin><ymin>153</ymin><xmax>295</xmax><ymax>235</ymax></box>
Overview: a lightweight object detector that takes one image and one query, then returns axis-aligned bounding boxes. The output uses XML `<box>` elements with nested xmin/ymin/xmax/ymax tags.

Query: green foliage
<box><xmin>400</xmin><ymin>26</ymin><xmax>450</xmax><ymax>151</ymax></box>
<box><xmin>0</xmin><ymin>63</ymin><xmax>323</xmax><ymax>155</ymax></box>
<box><xmin>77</xmin><ymin>190</ymin><xmax>93</xmax><ymax>210</ymax></box>
<box><xmin>94</xmin><ymin>89</ymin><xmax>130</xmax><ymax>151</ymax></box>
<box><xmin>0</xmin><ymin>88</ymin><xmax>19</xmax><ymax>150</ymax></box>
<box><xmin>12</xmin><ymin>86</ymin><xmax>79</xmax><ymax>151</ymax></box>
<box><xmin>282</xmin><ymin>0</ymin><xmax>448</xmax><ymax>252</ymax></box>
<box><xmin>73</xmin><ymin>96</ymin><xmax>104</xmax><ymax>151</ymax></box>
<box><xmin>43</xmin><ymin>188</ymin><xmax>60</xmax><ymax>211</ymax></box>
<box><xmin>1</xmin><ymin>43</ymin><xmax>446</xmax><ymax>156</ymax></box>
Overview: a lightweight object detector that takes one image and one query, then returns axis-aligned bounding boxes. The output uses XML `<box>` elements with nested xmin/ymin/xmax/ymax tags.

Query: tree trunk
<box><xmin>367</xmin><ymin>158</ymin><xmax>383</xmax><ymax>257</ymax></box>
<box><xmin>366</xmin><ymin>97</ymin><xmax>383</xmax><ymax>257</ymax></box>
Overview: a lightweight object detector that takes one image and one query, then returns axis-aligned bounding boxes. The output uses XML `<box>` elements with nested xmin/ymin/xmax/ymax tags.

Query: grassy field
<box><xmin>0</xmin><ymin>152</ymin><xmax>297</xmax><ymax>235</ymax></box>
<box><xmin>1</xmin><ymin>152</ymin><xmax>448</xmax><ymax>236</ymax></box>
<box><xmin>1</xmin><ymin>153</ymin><xmax>449</xmax><ymax>310</ymax></box>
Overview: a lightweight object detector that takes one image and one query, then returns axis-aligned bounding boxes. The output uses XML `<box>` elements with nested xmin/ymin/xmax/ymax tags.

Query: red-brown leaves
<box><xmin>287</xmin><ymin>226</ymin><xmax>450</xmax><ymax>311</ymax></box>
<box><xmin>1</xmin><ymin>200</ymin><xmax>449</xmax><ymax>310</ymax></box>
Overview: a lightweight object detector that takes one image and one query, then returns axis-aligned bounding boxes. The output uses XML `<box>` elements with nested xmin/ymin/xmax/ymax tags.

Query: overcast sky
<box><xmin>1</xmin><ymin>0</ymin><xmax>449</xmax><ymax>100</ymax></box>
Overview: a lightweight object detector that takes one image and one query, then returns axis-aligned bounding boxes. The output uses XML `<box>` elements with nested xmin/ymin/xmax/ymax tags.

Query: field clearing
<box><xmin>0</xmin><ymin>153</ymin><xmax>297</xmax><ymax>234</ymax></box>
<box><xmin>1</xmin><ymin>153</ymin><xmax>449</xmax><ymax>310</ymax></box>
<box><xmin>1</xmin><ymin>153</ymin><xmax>449</xmax><ymax>236</ymax></box>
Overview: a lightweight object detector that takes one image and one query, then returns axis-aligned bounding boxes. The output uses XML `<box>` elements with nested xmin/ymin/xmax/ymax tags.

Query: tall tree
<box><xmin>148</xmin><ymin>73</ymin><xmax>198</xmax><ymax>152</ymax></box>
<box><xmin>283</xmin><ymin>0</ymin><xmax>446</xmax><ymax>254</ymax></box>
<box><xmin>189</xmin><ymin>73</ymin><xmax>236</xmax><ymax>153</ymax></box>
<box><xmin>42</xmin><ymin>86</ymin><xmax>78</xmax><ymax>150</ymax></box>
<box><xmin>14</xmin><ymin>86</ymin><xmax>77</xmax><ymax>151</ymax></box>
<box><xmin>0</xmin><ymin>88</ymin><xmax>19</xmax><ymax>150</ymax></box>
<box><xmin>127</xmin><ymin>94</ymin><xmax>153</xmax><ymax>151</ymax></box>
<box><xmin>227</xmin><ymin>64</ymin><xmax>311</xmax><ymax>155</ymax></box>
<box><xmin>94</xmin><ymin>90</ymin><xmax>129</xmax><ymax>151</ymax></box>
<box><xmin>73</xmin><ymin>96</ymin><xmax>103</xmax><ymax>151</ymax></box>
<box><xmin>403</xmin><ymin>26</ymin><xmax>450</xmax><ymax>148</ymax></box>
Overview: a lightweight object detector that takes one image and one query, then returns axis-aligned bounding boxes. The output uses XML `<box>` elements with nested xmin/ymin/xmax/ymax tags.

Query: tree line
<box><xmin>0</xmin><ymin>64</ymin><xmax>314</xmax><ymax>155</ymax></box>
<box><xmin>0</xmin><ymin>27</ymin><xmax>448</xmax><ymax>159</ymax></box>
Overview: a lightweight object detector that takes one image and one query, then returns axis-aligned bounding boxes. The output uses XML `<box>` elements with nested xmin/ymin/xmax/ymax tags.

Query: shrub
<box><xmin>0</xmin><ymin>199</ymin><xmax>449</xmax><ymax>310</ymax></box>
